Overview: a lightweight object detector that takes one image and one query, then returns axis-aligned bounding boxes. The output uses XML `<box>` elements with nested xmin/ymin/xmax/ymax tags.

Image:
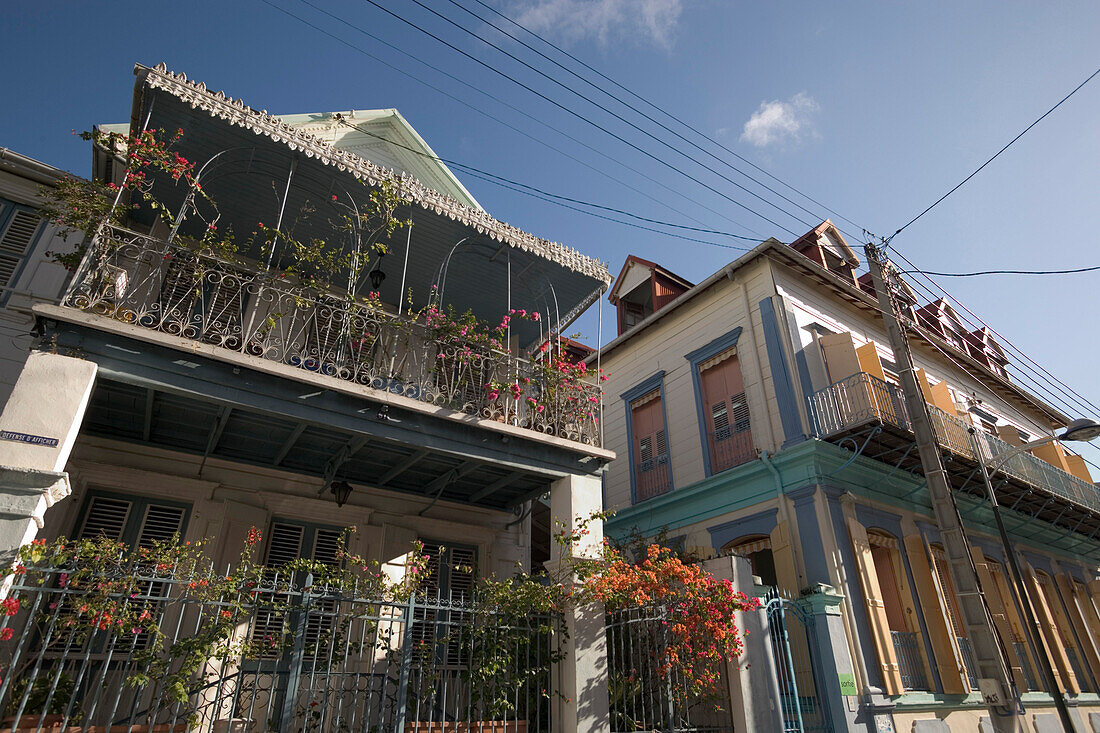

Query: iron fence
<box><xmin>0</xmin><ymin>565</ymin><xmax>559</xmax><ymax>733</ymax></box>
<box><xmin>890</xmin><ymin>631</ymin><xmax>929</xmax><ymax>691</ymax></box>
<box><xmin>762</xmin><ymin>589</ymin><xmax>832</xmax><ymax>733</ymax></box>
<box><xmin>62</xmin><ymin>225</ymin><xmax>602</xmax><ymax>447</ymax></box>
<box><xmin>605</xmin><ymin>606</ymin><xmax>732</xmax><ymax>733</ymax></box>
<box><xmin>808</xmin><ymin>371</ymin><xmax>1100</xmax><ymax>514</ymax></box>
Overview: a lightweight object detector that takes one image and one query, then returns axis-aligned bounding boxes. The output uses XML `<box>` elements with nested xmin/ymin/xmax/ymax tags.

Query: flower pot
<box><xmin>403</xmin><ymin>722</ymin><xmax>527</xmax><ymax>733</ymax></box>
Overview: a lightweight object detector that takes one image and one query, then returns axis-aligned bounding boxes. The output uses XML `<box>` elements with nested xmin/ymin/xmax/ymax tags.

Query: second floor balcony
<box><xmin>57</xmin><ymin>226</ymin><xmax>604</xmax><ymax>449</ymax></box>
<box><xmin>808</xmin><ymin>372</ymin><xmax>1100</xmax><ymax>538</ymax></box>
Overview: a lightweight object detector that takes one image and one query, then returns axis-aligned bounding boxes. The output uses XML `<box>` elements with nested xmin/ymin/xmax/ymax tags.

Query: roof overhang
<box><xmin>592</xmin><ymin>239</ymin><xmax>1069</xmax><ymax>428</ymax></box>
<box><xmin>102</xmin><ymin>63</ymin><xmax>610</xmax><ymax>349</ymax></box>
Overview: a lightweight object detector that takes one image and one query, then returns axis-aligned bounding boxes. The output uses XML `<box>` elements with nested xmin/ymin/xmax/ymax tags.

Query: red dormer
<box><xmin>965</xmin><ymin>327</ymin><xmax>1011</xmax><ymax>381</ymax></box>
<box><xmin>857</xmin><ymin>270</ymin><xmax>919</xmax><ymax>321</ymax></box>
<box><xmin>915</xmin><ymin>299</ymin><xmax>970</xmax><ymax>352</ymax></box>
<box><xmin>789</xmin><ymin>220</ymin><xmax>861</xmax><ymax>285</ymax></box>
<box><xmin>608</xmin><ymin>255</ymin><xmax>694</xmax><ymax>336</ymax></box>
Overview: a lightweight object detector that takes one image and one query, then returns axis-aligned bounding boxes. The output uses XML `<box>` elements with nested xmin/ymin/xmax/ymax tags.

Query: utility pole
<box><xmin>865</xmin><ymin>241</ymin><xmax>1023</xmax><ymax>732</ymax></box>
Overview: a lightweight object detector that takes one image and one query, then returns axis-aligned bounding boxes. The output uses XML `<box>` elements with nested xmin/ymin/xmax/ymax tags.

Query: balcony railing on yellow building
<box><xmin>808</xmin><ymin>372</ymin><xmax>1100</xmax><ymax>515</ymax></box>
<box><xmin>61</xmin><ymin>225</ymin><xmax>602</xmax><ymax>447</ymax></box>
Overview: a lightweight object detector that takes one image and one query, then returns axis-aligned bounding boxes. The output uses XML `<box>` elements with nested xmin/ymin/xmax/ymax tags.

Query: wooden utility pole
<box><xmin>865</xmin><ymin>241</ymin><xmax>1023</xmax><ymax>732</ymax></box>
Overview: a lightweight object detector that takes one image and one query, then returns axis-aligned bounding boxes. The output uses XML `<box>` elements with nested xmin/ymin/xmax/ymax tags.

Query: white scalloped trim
<box><xmin>143</xmin><ymin>64</ymin><xmax>611</xmax><ymax>285</ymax></box>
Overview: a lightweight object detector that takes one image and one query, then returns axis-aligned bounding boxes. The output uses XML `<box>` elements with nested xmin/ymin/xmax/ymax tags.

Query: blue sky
<box><xmin>3</xmin><ymin>1</ymin><xmax>1099</xmax><ymax>454</ymax></box>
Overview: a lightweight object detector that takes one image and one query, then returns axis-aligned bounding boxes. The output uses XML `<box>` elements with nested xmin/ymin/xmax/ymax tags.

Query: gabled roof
<box><xmin>968</xmin><ymin>327</ymin><xmax>1009</xmax><ymax>363</ymax></box>
<box><xmin>607</xmin><ymin>255</ymin><xmax>694</xmax><ymax>305</ymax></box>
<box><xmin>788</xmin><ymin>219</ymin><xmax>860</xmax><ymax>267</ymax></box>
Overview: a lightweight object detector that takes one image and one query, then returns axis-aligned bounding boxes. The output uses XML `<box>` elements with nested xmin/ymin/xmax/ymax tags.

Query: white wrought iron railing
<box><xmin>808</xmin><ymin>371</ymin><xmax>1100</xmax><ymax>515</ymax></box>
<box><xmin>61</xmin><ymin>226</ymin><xmax>602</xmax><ymax>447</ymax></box>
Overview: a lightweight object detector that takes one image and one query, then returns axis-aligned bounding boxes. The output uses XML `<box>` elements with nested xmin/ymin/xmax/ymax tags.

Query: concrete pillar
<box><xmin>0</xmin><ymin>351</ymin><xmax>97</xmax><ymax>473</ymax></box>
<box><xmin>0</xmin><ymin>352</ymin><xmax>96</xmax><ymax>570</ymax></box>
<box><xmin>702</xmin><ymin>555</ymin><xmax>784</xmax><ymax>732</ymax></box>
<box><xmin>546</xmin><ymin>473</ymin><xmax>609</xmax><ymax>733</ymax></box>
<box><xmin>798</xmin><ymin>583</ymin><xmax>892</xmax><ymax>733</ymax></box>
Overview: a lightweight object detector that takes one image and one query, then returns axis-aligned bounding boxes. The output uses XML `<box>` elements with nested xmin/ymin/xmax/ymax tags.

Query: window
<box><xmin>699</xmin><ymin>350</ymin><xmax>754</xmax><ymax>473</ymax></box>
<box><xmin>0</xmin><ymin>200</ymin><xmax>44</xmax><ymax>295</ymax></box>
<box><xmin>412</xmin><ymin>542</ymin><xmax>478</xmax><ymax>665</ymax></box>
<box><xmin>723</xmin><ymin>536</ymin><xmax>775</xmax><ymax>587</ymax></box>
<box><xmin>630</xmin><ymin>389</ymin><xmax>670</xmax><ymax>501</ymax></box>
<box><xmin>250</xmin><ymin>520</ymin><xmax>344</xmax><ymax>661</ymax></box>
<box><xmin>75</xmin><ymin>491</ymin><xmax>190</xmax><ymax>547</ymax></box>
<box><xmin>929</xmin><ymin>545</ymin><xmax>978</xmax><ymax>690</ymax></box>
<box><xmin>869</xmin><ymin>531</ymin><xmax>929</xmax><ymax>691</ymax></box>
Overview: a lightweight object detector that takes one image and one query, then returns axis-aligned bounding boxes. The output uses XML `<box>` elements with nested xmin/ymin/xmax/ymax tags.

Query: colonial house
<box><xmin>594</xmin><ymin>220</ymin><xmax>1100</xmax><ymax>732</ymax></box>
<box><xmin>0</xmin><ymin>64</ymin><xmax>615</xmax><ymax>732</ymax></box>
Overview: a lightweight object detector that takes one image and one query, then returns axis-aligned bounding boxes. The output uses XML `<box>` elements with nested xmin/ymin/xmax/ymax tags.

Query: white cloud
<box><xmin>508</xmin><ymin>0</ymin><xmax>684</xmax><ymax>49</ymax></box>
<box><xmin>739</xmin><ymin>93</ymin><xmax>819</xmax><ymax>148</ymax></box>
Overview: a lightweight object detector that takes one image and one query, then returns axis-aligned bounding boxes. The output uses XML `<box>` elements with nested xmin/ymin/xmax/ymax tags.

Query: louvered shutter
<box><xmin>77</xmin><ymin>496</ymin><xmax>132</xmax><ymax>541</ymax></box>
<box><xmin>136</xmin><ymin>504</ymin><xmax>186</xmax><ymax>547</ymax></box>
<box><xmin>265</xmin><ymin>523</ymin><xmax>305</xmax><ymax>566</ymax></box>
<box><xmin>250</xmin><ymin>523</ymin><xmax>305</xmax><ymax>659</ymax></box>
<box><xmin>0</xmin><ymin>209</ymin><xmax>42</xmax><ymax>288</ymax></box>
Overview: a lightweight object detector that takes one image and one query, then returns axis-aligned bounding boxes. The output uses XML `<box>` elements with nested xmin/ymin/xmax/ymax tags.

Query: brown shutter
<box><xmin>902</xmin><ymin>535</ymin><xmax>968</xmax><ymax>693</ymax></box>
<box><xmin>845</xmin><ymin>515</ymin><xmax>904</xmax><ymax>695</ymax></box>
<box><xmin>1024</xmin><ymin>566</ymin><xmax>1078</xmax><ymax>694</ymax></box>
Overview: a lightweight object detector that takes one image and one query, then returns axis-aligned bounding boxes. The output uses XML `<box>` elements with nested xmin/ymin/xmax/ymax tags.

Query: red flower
<box><xmin>0</xmin><ymin>628</ymin><xmax>12</xmax><ymax>641</ymax></box>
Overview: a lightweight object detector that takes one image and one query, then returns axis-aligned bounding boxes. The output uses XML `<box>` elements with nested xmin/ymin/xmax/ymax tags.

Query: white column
<box><xmin>0</xmin><ymin>351</ymin><xmax>97</xmax><ymax>567</ymax></box>
<box><xmin>546</xmin><ymin>472</ymin><xmax>609</xmax><ymax>733</ymax></box>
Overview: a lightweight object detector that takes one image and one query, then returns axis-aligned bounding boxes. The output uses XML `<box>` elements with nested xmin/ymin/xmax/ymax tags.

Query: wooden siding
<box><xmin>599</xmin><ymin>259</ymin><xmax>777</xmax><ymax>510</ymax></box>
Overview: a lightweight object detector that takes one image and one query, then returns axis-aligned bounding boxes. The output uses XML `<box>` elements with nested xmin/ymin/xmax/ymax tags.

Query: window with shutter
<box><xmin>0</xmin><ymin>205</ymin><xmax>44</xmax><ymax>291</ymax></box>
<box><xmin>251</xmin><ymin>520</ymin><xmax>345</xmax><ymax>663</ymax></box>
<box><xmin>699</xmin><ymin>352</ymin><xmax>753</xmax><ymax>474</ymax></box>
<box><xmin>629</xmin><ymin>387</ymin><xmax>671</xmax><ymax>501</ymax></box>
<box><xmin>412</xmin><ymin>542</ymin><xmax>478</xmax><ymax>666</ymax></box>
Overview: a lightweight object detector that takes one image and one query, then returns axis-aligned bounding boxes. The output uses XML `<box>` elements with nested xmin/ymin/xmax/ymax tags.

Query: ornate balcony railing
<box><xmin>708</xmin><ymin>428</ymin><xmax>757</xmax><ymax>475</ymax></box>
<box><xmin>635</xmin><ymin>457</ymin><xmax>671</xmax><ymax>502</ymax></box>
<box><xmin>808</xmin><ymin>371</ymin><xmax>1100</xmax><ymax>515</ymax></box>
<box><xmin>890</xmin><ymin>630</ymin><xmax>929</xmax><ymax>691</ymax></box>
<box><xmin>61</xmin><ymin>226</ymin><xmax>602</xmax><ymax>446</ymax></box>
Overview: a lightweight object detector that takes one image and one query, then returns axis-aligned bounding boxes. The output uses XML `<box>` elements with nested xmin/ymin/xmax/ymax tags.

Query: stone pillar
<box><xmin>798</xmin><ymin>583</ymin><xmax>891</xmax><ymax>733</ymax></box>
<box><xmin>702</xmin><ymin>555</ymin><xmax>784</xmax><ymax>732</ymax></box>
<box><xmin>0</xmin><ymin>352</ymin><xmax>97</xmax><ymax>572</ymax></box>
<box><xmin>547</xmin><ymin>472</ymin><xmax>609</xmax><ymax>733</ymax></box>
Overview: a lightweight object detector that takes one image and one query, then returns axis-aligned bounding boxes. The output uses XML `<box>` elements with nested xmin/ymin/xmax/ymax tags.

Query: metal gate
<box><xmin>764</xmin><ymin>590</ymin><xmax>834</xmax><ymax>733</ymax></box>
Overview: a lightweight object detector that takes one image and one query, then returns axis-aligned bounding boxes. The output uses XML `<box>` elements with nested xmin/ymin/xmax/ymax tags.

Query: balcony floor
<box><xmin>819</xmin><ymin>417</ymin><xmax>1100</xmax><ymax>540</ymax></box>
<box><xmin>46</xmin><ymin>316</ymin><xmax>606</xmax><ymax>511</ymax></box>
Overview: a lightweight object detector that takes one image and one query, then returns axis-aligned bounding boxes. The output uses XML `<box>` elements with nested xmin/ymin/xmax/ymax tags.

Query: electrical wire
<box><xmin>462</xmin><ymin>0</ymin><xmax>868</xmax><ymax>236</ymax></box>
<box><xmin>887</xmin><ymin>65</ymin><xmax>1100</xmax><ymax>244</ymax></box>
<box><xmin>358</xmin><ymin>0</ymin><xmax>808</xmax><ymax>235</ymax></box>
<box><xmin>443</xmin><ymin>0</ymin><xmax>863</xmax><ymax>236</ymax></box>
<box><xmin>337</xmin><ymin>117</ymin><xmax>759</xmax><ymax>242</ymax></box>
<box><xmin>263</xmin><ymin>0</ymin><xmax>763</xmax><ymax>238</ymax></box>
<box><xmin>900</xmin><ymin>265</ymin><xmax>1100</xmax><ymax>277</ymax></box>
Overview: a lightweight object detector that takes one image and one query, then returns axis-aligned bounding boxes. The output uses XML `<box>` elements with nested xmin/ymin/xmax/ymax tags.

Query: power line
<box><xmin>900</xmin><ymin>265</ymin><xmax>1100</xmax><ymax>277</ymax></box>
<box><xmin>465</xmin><ymin>0</ymin><xmax>869</xmax><ymax>235</ymax></box>
<box><xmin>888</xmin><ymin>65</ymin><xmax>1100</xmax><ymax>244</ymax></box>
<box><xmin>262</xmin><ymin>0</ymin><xmax>763</xmax><ymax>238</ymax></box>
<box><xmin>442</xmin><ymin>0</ymin><xmax>862</xmax><ymax>236</ymax></box>
<box><xmin>358</xmin><ymin>0</ymin><xmax>808</xmax><ymax>235</ymax></box>
<box><xmin>337</xmin><ymin>117</ymin><xmax>759</xmax><ymax>248</ymax></box>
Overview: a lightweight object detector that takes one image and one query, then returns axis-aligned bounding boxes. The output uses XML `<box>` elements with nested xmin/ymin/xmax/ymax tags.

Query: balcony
<box><xmin>635</xmin><ymin>456</ymin><xmax>671</xmax><ymax>502</ymax></box>
<box><xmin>808</xmin><ymin>372</ymin><xmax>1100</xmax><ymax>538</ymax></box>
<box><xmin>59</xmin><ymin>226</ymin><xmax>602</xmax><ymax>448</ymax></box>
<box><xmin>708</xmin><ymin>427</ymin><xmax>757</xmax><ymax>474</ymax></box>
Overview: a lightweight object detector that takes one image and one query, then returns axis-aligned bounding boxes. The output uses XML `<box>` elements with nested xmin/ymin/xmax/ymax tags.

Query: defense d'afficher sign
<box><xmin>0</xmin><ymin>430</ymin><xmax>60</xmax><ymax>448</ymax></box>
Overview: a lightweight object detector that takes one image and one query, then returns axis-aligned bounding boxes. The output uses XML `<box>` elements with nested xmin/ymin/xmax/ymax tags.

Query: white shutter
<box><xmin>77</xmin><ymin>496</ymin><xmax>132</xmax><ymax>541</ymax></box>
<box><xmin>0</xmin><ymin>209</ymin><xmax>42</xmax><ymax>287</ymax></box>
<box><xmin>266</xmin><ymin>522</ymin><xmax>305</xmax><ymax>566</ymax></box>
<box><xmin>136</xmin><ymin>504</ymin><xmax>186</xmax><ymax>548</ymax></box>
<box><xmin>311</xmin><ymin>528</ymin><xmax>342</xmax><ymax>567</ymax></box>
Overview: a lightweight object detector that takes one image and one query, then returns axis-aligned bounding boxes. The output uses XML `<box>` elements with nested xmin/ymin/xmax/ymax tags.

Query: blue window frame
<box><xmin>685</xmin><ymin>328</ymin><xmax>748</xmax><ymax>477</ymax></box>
<box><xmin>621</xmin><ymin>371</ymin><xmax>673</xmax><ymax>503</ymax></box>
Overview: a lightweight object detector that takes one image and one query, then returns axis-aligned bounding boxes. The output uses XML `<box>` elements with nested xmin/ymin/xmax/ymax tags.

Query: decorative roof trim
<box><xmin>138</xmin><ymin>63</ymin><xmax>611</xmax><ymax>285</ymax></box>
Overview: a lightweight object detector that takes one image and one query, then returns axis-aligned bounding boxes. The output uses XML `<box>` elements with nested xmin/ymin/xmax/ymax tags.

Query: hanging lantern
<box><xmin>329</xmin><ymin>480</ymin><xmax>354</xmax><ymax>507</ymax></box>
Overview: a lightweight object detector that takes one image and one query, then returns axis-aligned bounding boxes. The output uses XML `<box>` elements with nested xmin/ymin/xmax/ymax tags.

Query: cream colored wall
<box><xmin>42</xmin><ymin>436</ymin><xmax>530</xmax><ymax>579</ymax></box>
<box><xmin>599</xmin><ymin>259</ymin><xmax>778</xmax><ymax>511</ymax></box>
<box><xmin>772</xmin><ymin>262</ymin><xmax>1055</xmax><ymax>442</ymax></box>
